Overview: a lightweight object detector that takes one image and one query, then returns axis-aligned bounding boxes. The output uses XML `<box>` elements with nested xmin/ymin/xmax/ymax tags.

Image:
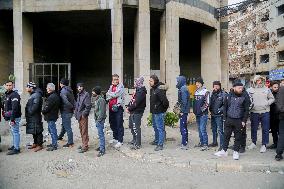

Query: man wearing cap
<box><xmin>209</xmin><ymin>81</ymin><xmax>226</xmax><ymax>151</ymax></box>
<box><xmin>57</xmin><ymin>78</ymin><xmax>75</xmax><ymax>148</ymax></box>
<box><xmin>25</xmin><ymin>82</ymin><xmax>44</xmax><ymax>152</ymax></box>
<box><xmin>75</xmin><ymin>83</ymin><xmax>91</xmax><ymax>153</ymax></box>
<box><xmin>215</xmin><ymin>80</ymin><xmax>250</xmax><ymax>160</ymax></box>
<box><xmin>193</xmin><ymin>77</ymin><xmax>210</xmax><ymax>151</ymax></box>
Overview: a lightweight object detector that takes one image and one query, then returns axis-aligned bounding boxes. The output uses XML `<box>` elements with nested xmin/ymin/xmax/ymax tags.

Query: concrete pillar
<box><xmin>111</xmin><ymin>0</ymin><xmax>123</xmax><ymax>80</ymax></box>
<box><xmin>160</xmin><ymin>11</ymin><xmax>166</xmax><ymax>83</ymax></box>
<box><xmin>165</xmin><ymin>2</ymin><xmax>180</xmax><ymax>108</ymax></box>
<box><xmin>13</xmin><ymin>0</ymin><xmax>33</xmax><ymax>103</ymax></box>
<box><xmin>201</xmin><ymin>28</ymin><xmax>221</xmax><ymax>88</ymax></box>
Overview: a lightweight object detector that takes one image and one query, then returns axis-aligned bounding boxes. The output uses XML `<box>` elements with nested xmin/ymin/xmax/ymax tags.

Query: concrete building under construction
<box><xmin>0</xmin><ymin>0</ymin><xmax>228</xmax><ymax>105</ymax></box>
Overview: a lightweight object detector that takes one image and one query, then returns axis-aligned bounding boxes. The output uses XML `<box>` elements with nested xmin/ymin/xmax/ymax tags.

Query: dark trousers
<box><xmin>180</xmin><ymin>113</ymin><xmax>188</xmax><ymax>146</ymax></box>
<box><xmin>33</xmin><ymin>133</ymin><xmax>43</xmax><ymax>146</ymax></box>
<box><xmin>250</xmin><ymin>112</ymin><xmax>270</xmax><ymax>145</ymax></box>
<box><xmin>270</xmin><ymin>116</ymin><xmax>279</xmax><ymax>145</ymax></box>
<box><xmin>129</xmin><ymin>113</ymin><xmax>143</xmax><ymax>146</ymax></box>
<box><xmin>223</xmin><ymin>118</ymin><xmax>243</xmax><ymax>152</ymax></box>
<box><xmin>109</xmin><ymin>107</ymin><xmax>124</xmax><ymax>143</ymax></box>
<box><xmin>241</xmin><ymin>126</ymin><xmax>246</xmax><ymax>148</ymax></box>
<box><xmin>276</xmin><ymin>120</ymin><xmax>284</xmax><ymax>155</ymax></box>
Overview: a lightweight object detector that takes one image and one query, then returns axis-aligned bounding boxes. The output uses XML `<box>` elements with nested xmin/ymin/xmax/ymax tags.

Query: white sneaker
<box><xmin>214</xmin><ymin>149</ymin><xmax>228</xmax><ymax>157</ymax></box>
<box><xmin>109</xmin><ymin>139</ymin><xmax>118</xmax><ymax>144</ymax></box>
<box><xmin>247</xmin><ymin>143</ymin><xmax>256</xmax><ymax>150</ymax></box>
<box><xmin>114</xmin><ymin>142</ymin><xmax>123</xmax><ymax>148</ymax></box>
<box><xmin>233</xmin><ymin>151</ymin><xmax>239</xmax><ymax>160</ymax></box>
<box><xmin>260</xmin><ymin>145</ymin><xmax>266</xmax><ymax>153</ymax></box>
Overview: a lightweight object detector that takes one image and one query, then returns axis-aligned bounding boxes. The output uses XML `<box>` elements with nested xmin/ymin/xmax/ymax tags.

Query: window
<box><xmin>277</xmin><ymin>27</ymin><xmax>284</xmax><ymax>38</ymax></box>
<box><xmin>260</xmin><ymin>54</ymin><xmax>269</xmax><ymax>64</ymax></box>
<box><xmin>278</xmin><ymin>51</ymin><xmax>284</xmax><ymax>62</ymax></box>
<box><xmin>278</xmin><ymin>4</ymin><xmax>284</xmax><ymax>16</ymax></box>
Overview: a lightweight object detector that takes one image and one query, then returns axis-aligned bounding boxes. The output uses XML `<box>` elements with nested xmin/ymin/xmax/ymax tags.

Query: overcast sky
<box><xmin>228</xmin><ymin>0</ymin><xmax>245</xmax><ymax>5</ymax></box>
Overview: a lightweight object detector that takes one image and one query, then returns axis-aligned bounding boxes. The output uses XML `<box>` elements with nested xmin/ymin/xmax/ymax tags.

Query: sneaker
<box><xmin>95</xmin><ymin>147</ymin><xmax>100</xmax><ymax>151</ymax></box>
<box><xmin>8</xmin><ymin>146</ymin><xmax>15</xmax><ymax>151</ymax></box>
<box><xmin>233</xmin><ymin>151</ymin><xmax>239</xmax><ymax>160</ymax></box>
<box><xmin>77</xmin><ymin>146</ymin><xmax>82</xmax><ymax>150</ymax></box>
<box><xmin>149</xmin><ymin>141</ymin><xmax>158</xmax><ymax>146</ymax></box>
<box><xmin>214</xmin><ymin>149</ymin><xmax>228</xmax><ymax>157</ymax></box>
<box><xmin>78</xmin><ymin>148</ymin><xmax>88</xmax><ymax>153</ymax></box>
<box><xmin>33</xmin><ymin>145</ymin><xmax>43</xmax><ymax>152</ymax></box>
<box><xmin>201</xmin><ymin>146</ymin><xmax>209</xmax><ymax>151</ymax></box>
<box><xmin>46</xmin><ymin>146</ymin><xmax>57</xmax><ymax>151</ymax></box>
<box><xmin>114</xmin><ymin>142</ymin><xmax>123</xmax><ymax>149</ymax></box>
<box><xmin>260</xmin><ymin>145</ymin><xmax>266</xmax><ymax>153</ymax></box>
<box><xmin>63</xmin><ymin>143</ymin><xmax>74</xmax><ymax>148</ymax></box>
<box><xmin>97</xmin><ymin>151</ymin><xmax>105</xmax><ymax>157</ymax></box>
<box><xmin>194</xmin><ymin>143</ymin><xmax>203</xmax><ymax>148</ymax></box>
<box><xmin>247</xmin><ymin>143</ymin><xmax>256</xmax><ymax>150</ymax></box>
<box><xmin>180</xmin><ymin>144</ymin><xmax>189</xmax><ymax>150</ymax></box>
<box><xmin>267</xmin><ymin>144</ymin><xmax>277</xmax><ymax>149</ymax></box>
<box><xmin>154</xmin><ymin>145</ymin><xmax>164</xmax><ymax>151</ymax></box>
<box><xmin>127</xmin><ymin>140</ymin><xmax>135</xmax><ymax>145</ymax></box>
<box><xmin>109</xmin><ymin>139</ymin><xmax>118</xmax><ymax>144</ymax></box>
<box><xmin>275</xmin><ymin>154</ymin><xmax>283</xmax><ymax>161</ymax></box>
<box><xmin>208</xmin><ymin>143</ymin><xmax>218</xmax><ymax>147</ymax></box>
<box><xmin>6</xmin><ymin>149</ymin><xmax>20</xmax><ymax>155</ymax></box>
<box><xmin>47</xmin><ymin>144</ymin><xmax>53</xmax><ymax>148</ymax></box>
<box><xmin>239</xmin><ymin>147</ymin><xmax>246</xmax><ymax>153</ymax></box>
<box><xmin>130</xmin><ymin>145</ymin><xmax>141</xmax><ymax>150</ymax></box>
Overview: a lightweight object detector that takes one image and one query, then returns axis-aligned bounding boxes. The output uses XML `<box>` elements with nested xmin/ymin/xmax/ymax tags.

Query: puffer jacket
<box><xmin>176</xmin><ymin>76</ymin><xmax>190</xmax><ymax>113</ymax></box>
<box><xmin>150</xmin><ymin>82</ymin><xmax>169</xmax><ymax>114</ymax></box>
<box><xmin>60</xmin><ymin>86</ymin><xmax>75</xmax><ymax>114</ymax></box>
<box><xmin>209</xmin><ymin>90</ymin><xmax>226</xmax><ymax>116</ymax></box>
<box><xmin>25</xmin><ymin>88</ymin><xmax>43</xmax><ymax>134</ymax></box>
<box><xmin>247</xmin><ymin>75</ymin><xmax>275</xmax><ymax>114</ymax></box>
<box><xmin>42</xmin><ymin>91</ymin><xmax>61</xmax><ymax>121</ymax></box>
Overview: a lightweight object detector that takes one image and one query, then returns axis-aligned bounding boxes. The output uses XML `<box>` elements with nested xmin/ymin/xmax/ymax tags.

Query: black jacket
<box><xmin>128</xmin><ymin>86</ymin><xmax>147</xmax><ymax>114</ymax></box>
<box><xmin>60</xmin><ymin>86</ymin><xmax>75</xmax><ymax>114</ymax></box>
<box><xmin>270</xmin><ymin>90</ymin><xmax>279</xmax><ymax>120</ymax></box>
<box><xmin>3</xmin><ymin>90</ymin><xmax>21</xmax><ymax>121</ymax></box>
<box><xmin>25</xmin><ymin>88</ymin><xmax>43</xmax><ymax>134</ymax></box>
<box><xmin>276</xmin><ymin>87</ymin><xmax>284</xmax><ymax>120</ymax></box>
<box><xmin>224</xmin><ymin>91</ymin><xmax>249</xmax><ymax>123</ymax></box>
<box><xmin>209</xmin><ymin>90</ymin><xmax>226</xmax><ymax>116</ymax></box>
<box><xmin>150</xmin><ymin>82</ymin><xmax>169</xmax><ymax>114</ymax></box>
<box><xmin>42</xmin><ymin>91</ymin><xmax>61</xmax><ymax>121</ymax></box>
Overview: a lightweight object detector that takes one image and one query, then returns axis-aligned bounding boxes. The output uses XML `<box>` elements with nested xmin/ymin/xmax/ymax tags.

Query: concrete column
<box><xmin>111</xmin><ymin>0</ymin><xmax>123</xmax><ymax>80</ymax></box>
<box><xmin>201</xmin><ymin>28</ymin><xmax>221</xmax><ymax>88</ymax></box>
<box><xmin>160</xmin><ymin>11</ymin><xmax>166</xmax><ymax>83</ymax></box>
<box><xmin>13</xmin><ymin>0</ymin><xmax>33</xmax><ymax>102</ymax></box>
<box><xmin>165</xmin><ymin>3</ymin><xmax>180</xmax><ymax>107</ymax></box>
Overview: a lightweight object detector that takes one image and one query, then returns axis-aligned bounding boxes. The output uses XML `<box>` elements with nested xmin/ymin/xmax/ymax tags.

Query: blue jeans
<box><xmin>152</xmin><ymin>113</ymin><xmax>165</xmax><ymax>146</ymax></box>
<box><xmin>211</xmin><ymin>116</ymin><xmax>224</xmax><ymax>148</ymax></box>
<box><xmin>96</xmin><ymin>120</ymin><xmax>105</xmax><ymax>152</ymax></box>
<box><xmin>196</xmin><ymin>114</ymin><xmax>208</xmax><ymax>146</ymax></box>
<box><xmin>48</xmin><ymin>121</ymin><xmax>58</xmax><ymax>147</ymax></box>
<box><xmin>10</xmin><ymin>117</ymin><xmax>21</xmax><ymax>150</ymax></box>
<box><xmin>61</xmin><ymin>113</ymin><xmax>74</xmax><ymax>144</ymax></box>
<box><xmin>180</xmin><ymin>113</ymin><xmax>188</xmax><ymax>146</ymax></box>
<box><xmin>250</xmin><ymin>112</ymin><xmax>270</xmax><ymax>145</ymax></box>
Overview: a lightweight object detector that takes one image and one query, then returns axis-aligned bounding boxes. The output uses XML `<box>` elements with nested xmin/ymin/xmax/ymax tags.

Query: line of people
<box><xmin>0</xmin><ymin>74</ymin><xmax>284</xmax><ymax>161</ymax></box>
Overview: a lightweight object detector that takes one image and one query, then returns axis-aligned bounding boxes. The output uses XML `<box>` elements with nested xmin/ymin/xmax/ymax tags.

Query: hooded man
<box><xmin>247</xmin><ymin>75</ymin><xmax>275</xmax><ymax>153</ymax></box>
<box><xmin>176</xmin><ymin>76</ymin><xmax>190</xmax><ymax>150</ymax></box>
<box><xmin>57</xmin><ymin>78</ymin><xmax>76</xmax><ymax>148</ymax></box>
<box><xmin>25</xmin><ymin>82</ymin><xmax>44</xmax><ymax>152</ymax></box>
<box><xmin>193</xmin><ymin>77</ymin><xmax>210</xmax><ymax>151</ymax></box>
<box><xmin>127</xmin><ymin>76</ymin><xmax>147</xmax><ymax>150</ymax></box>
<box><xmin>149</xmin><ymin>75</ymin><xmax>169</xmax><ymax>151</ymax></box>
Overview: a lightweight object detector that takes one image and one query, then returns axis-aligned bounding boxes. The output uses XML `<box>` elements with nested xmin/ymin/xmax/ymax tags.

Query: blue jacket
<box><xmin>193</xmin><ymin>87</ymin><xmax>210</xmax><ymax>116</ymax></box>
<box><xmin>176</xmin><ymin>76</ymin><xmax>190</xmax><ymax>113</ymax></box>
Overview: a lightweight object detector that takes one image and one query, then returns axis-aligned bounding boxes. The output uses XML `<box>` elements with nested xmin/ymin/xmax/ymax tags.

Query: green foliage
<box><xmin>147</xmin><ymin>112</ymin><xmax>179</xmax><ymax>128</ymax></box>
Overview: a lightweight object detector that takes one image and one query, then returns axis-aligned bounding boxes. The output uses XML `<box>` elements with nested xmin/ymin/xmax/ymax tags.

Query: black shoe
<box><xmin>95</xmin><ymin>147</ymin><xmax>100</xmax><ymax>151</ymax></box>
<box><xmin>130</xmin><ymin>145</ymin><xmax>141</xmax><ymax>150</ymax></box>
<box><xmin>8</xmin><ymin>146</ymin><xmax>15</xmax><ymax>151</ymax></box>
<box><xmin>150</xmin><ymin>141</ymin><xmax>158</xmax><ymax>146</ymax></box>
<box><xmin>128</xmin><ymin>140</ymin><xmax>135</xmax><ymax>145</ymax></box>
<box><xmin>194</xmin><ymin>143</ymin><xmax>203</xmax><ymax>148</ymax></box>
<box><xmin>275</xmin><ymin>154</ymin><xmax>283</xmax><ymax>161</ymax></box>
<box><xmin>63</xmin><ymin>143</ymin><xmax>74</xmax><ymax>148</ymax></box>
<box><xmin>7</xmin><ymin>149</ymin><xmax>20</xmax><ymax>155</ymax></box>
<box><xmin>267</xmin><ymin>144</ymin><xmax>277</xmax><ymax>149</ymax></box>
<box><xmin>57</xmin><ymin>137</ymin><xmax>63</xmax><ymax>141</ymax></box>
<box><xmin>154</xmin><ymin>145</ymin><xmax>163</xmax><ymax>151</ymax></box>
<box><xmin>239</xmin><ymin>147</ymin><xmax>246</xmax><ymax>153</ymax></box>
<box><xmin>208</xmin><ymin>143</ymin><xmax>218</xmax><ymax>147</ymax></box>
<box><xmin>97</xmin><ymin>151</ymin><xmax>105</xmax><ymax>157</ymax></box>
<box><xmin>78</xmin><ymin>148</ymin><xmax>88</xmax><ymax>153</ymax></box>
<box><xmin>46</xmin><ymin>144</ymin><xmax>53</xmax><ymax>148</ymax></box>
<box><xmin>46</xmin><ymin>146</ymin><xmax>57</xmax><ymax>151</ymax></box>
